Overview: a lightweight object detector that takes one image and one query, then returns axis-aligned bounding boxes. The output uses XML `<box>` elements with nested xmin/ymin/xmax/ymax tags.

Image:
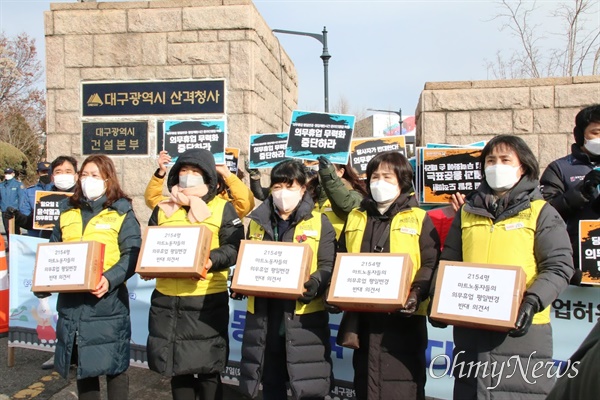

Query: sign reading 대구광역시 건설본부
<box><xmin>33</xmin><ymin>191</ymin><xmax>73</xmax><ymax>231</ymax></box>
<box><xmin>248</xmin><ymin>133</ymin><xmax>290</xmax><ymax>169</ymax></box>
<box><xmin>286</xmin><ymin>111</ymin><xmax>354</xmax><ymax>164</ymax></box>
<box><xmin>82</xmin><ymin>122</ymin><xmax>148</xmax><ymax>155</ymax></box>
<box><xmin>350</xmin><ymin>136</ymin><xmax>406</xmax><ymax>179</ymax></box>
<box><xmin>163</xmin><ymin>119</ymin><xmax>226</xmax><ymax>165</ymax></box>
<box><xmin>82</xmin><ymin>80</ymin><xmax>225</xmax><ymax>117</ymax></box>
<box><xmin>579</xmin><ymin>220</ymin><xmax>600</xmax><ymax>285</ymax></box>
<box><xmin>225</xmin><ymin>147</ymin><xmax>239</xmax><ymax>174</ymax></box>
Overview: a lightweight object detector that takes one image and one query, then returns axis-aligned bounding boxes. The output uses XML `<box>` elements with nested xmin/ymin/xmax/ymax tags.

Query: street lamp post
<box><xmin>272</xmin><ymin>26</ymin><xmax>331</xmax><ymax>113</ymax></box>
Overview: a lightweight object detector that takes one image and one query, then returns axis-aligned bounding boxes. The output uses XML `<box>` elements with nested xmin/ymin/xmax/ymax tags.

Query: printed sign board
<box><xmin>82</xmin><ymin>122</ymin><xmax>148</xmax><ymax>155</ymax></box>
<box><xmin>248</xmin><ymin>133</ymin><xmax>290</xmax><ymax>169</ymax></box>
<box><xmin>33</xmin><ymin>191</ymin><xmax>73</xmax><ymax>231</ymax></box>
<box><xmin>163</xmin><ymin>119</ymin><xmax>226</xmax><ymax>165</ymax></box>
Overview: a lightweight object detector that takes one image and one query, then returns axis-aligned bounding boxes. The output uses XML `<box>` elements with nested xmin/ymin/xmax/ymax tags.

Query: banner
<box><xmin>579</xmin><ymin>220</ymin><xmax>600</xmax><ymax>285</ymax></box>
<box><xmin>8</xmin><ymin>234</ymin><xmax>599</xmax><ymax>399</ymax></box>
<box><xmin>225</xmin><ymin>148</ymin><xmax>240</xmax><ymax>174</ymax></box>
<box><xmin>286</xmin><ymin>111</ymin><xmax>354</xmax><ymax>164</ymax></box>
<box><xmin>248</xmin><ymin>133</ymin><xmax>289</xmax><ymax>169</ymax></box>
<box><xmin>32</xmin><ymin>191</ymin><xmax>73</xmax><ymax>231</ymax></box>
<box><xmin>163</xmin><ymin>120</ymin><xmax>226</xmax><ymax>165</ymax></box>
<box><xmin>82</xmin><ymin>122</ymin><xmax>148</xmax><ymax>156</ymax></box>
<box><xmin>350</xmin><ymin>137</ymin><xmax>406</xmax><ymax>179</ymax></box>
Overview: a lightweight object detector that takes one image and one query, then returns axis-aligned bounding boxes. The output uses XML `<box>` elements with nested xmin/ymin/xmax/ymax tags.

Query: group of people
<box><xmin>5</xmin><ymin>105</ymin><xmax>600</xmax><ymax>400</ymax></box>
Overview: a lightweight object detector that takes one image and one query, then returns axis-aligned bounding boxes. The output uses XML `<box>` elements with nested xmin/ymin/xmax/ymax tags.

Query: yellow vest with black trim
<box><xmin>155</xmin><ymin>196</ymin><xmax>228</xmax><ymax>296</ymax></box>
<box><xmin>59</xmin><ymin>208</ymin><xmax>126</xmax><ymax>272</ymax></box>
<box><xmin>317</xmin><ymin>199</ymin><xmax>344</xmax><ymax>240</ymax></box>
<box><xmin>345</xmin><ymin>207</ymin><xmax>429</xmax><ymax>316</ymax></box>
<box><xmin>460</xmin><ymin>199</ymin><xmax>550</xmax><ymax>324</ymax></box>
<box><xmin>246</xmin><ymin>211</ymin><xmax>323</xmax><ymax>315</ymax></box>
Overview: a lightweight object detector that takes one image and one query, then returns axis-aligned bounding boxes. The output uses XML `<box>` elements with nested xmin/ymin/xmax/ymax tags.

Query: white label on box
<box><xmin>332</xmin><ymin>255</ymin><xmax>405</xmax><ymax>299</ymax></box>
<box><xmin>436</xmin><ymin>265</ymin><xmax>517</xmax><ymax>321</ymax></box>
<box><xmin>140</xmin><ymin>227</ymin><xmax>200</xmax><ymax>267</ymax></box>
<box><xmin>35</xmin><ymin>243</ymin><xmax>89</xmax><ymax>286</ymax></box>
<box><xmin>237</xmin><ymin>243</ymin><xmax>306</xmax><ymax>289</ymax></box>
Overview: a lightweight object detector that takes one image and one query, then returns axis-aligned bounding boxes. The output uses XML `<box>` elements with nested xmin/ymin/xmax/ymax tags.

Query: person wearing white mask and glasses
<box><xmin>540</xmin><ymin>104</ymin><xmax>600</xmax><ymax>285</ymax></box>
<box><xmin>431</xmin><ymin>135</ymin><xmax>574</xmax><ymax>399</ymax></box>
<box><xmin>335</xmin><ymin>151</ymin><xmax>440</xmax><ymax>400</ymax></box>
<box><xmin>237</xmin><ymin>159</ymin><xmax>336</xmax><ymax>400</ymax></box>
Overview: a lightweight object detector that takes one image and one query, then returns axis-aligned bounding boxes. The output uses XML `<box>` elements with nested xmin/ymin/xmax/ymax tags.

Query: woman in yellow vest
<box><xmin>50</xmin><ymin>155</ymin><xmax>142</xmax><ymax>400</ymax></box>
<box><xmin>237</xmin><ymin>159</ymin><xmax>337</xmax><ymax>400</ymax></box>
<box><xmin>433</xmin><ymin>135</ymin><xmax>574</xmax><ymax>399</ymax></box>
<box><xmin>337</xmin><ymin>151</ymin><xmax>441</xmax><ymax>400</ymax></box>
<box><xmin>145</xmin><ymin>149</ymin><xmax>244</xmax><ymax>400</ymax></box>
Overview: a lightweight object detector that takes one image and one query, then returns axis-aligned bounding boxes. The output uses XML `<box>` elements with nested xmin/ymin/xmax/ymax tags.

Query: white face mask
<box><xmin>81</xmin><ymin>177</ymin><xmax>106</xmax><ymax>200</ymax></box>
<box><xmin>179</xmin><ymin>174</ymin><xmax>204</xmax><ymax>189</ymax></box>
<box><xmin>485</xmin><ymin>164</ymin><xmax>522</xmax><ymax>192</ymax></box>
<box><xmin>4</xmin><ymin>174</ymin><xmax>14</xmax><ymax>180</ymax></box>
<box><xmin>584</xmin><ymin>138</ymin><xmax>600</xmax><ymax>156</ymax></box>
<box><xmin>53</xmin><ymin>174</ymin><xmax>76</xmax><ymax>191</ymax></box>
<box><xmin>272</xmin><ymin>188</ymin><xmax>303</xmax><ymax>213</ymax></box>
<box><xmin>370</xmin><ymin>180</ymin><xmax>400</xmax><ymax>203</ymax></box>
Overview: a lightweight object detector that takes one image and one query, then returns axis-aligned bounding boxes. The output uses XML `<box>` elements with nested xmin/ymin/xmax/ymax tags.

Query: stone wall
<box><xmin>45</xmin><ymin>0</ymin><xmax>298</xmax><ymax>224</ymax></box>
<box><xmin>416</xmin><ymin>76</ymin><xmax>600</xmax><ymax>170</ymax></box>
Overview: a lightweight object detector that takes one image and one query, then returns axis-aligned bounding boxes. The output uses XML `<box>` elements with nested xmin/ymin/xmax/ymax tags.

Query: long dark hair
<box><xmin>70</xmin><ymin>155</ymin><xmax>131</xmax><ymax>208</ymax></box>
<box><xmin>334</xmin><ymin>161</ymin><xmax>367</xmax><ymax>197</ymax></box>
<box><xmin>480</xmin><ymin>135</ymin><xmax>539</xmax><ymax>180</ymax></box>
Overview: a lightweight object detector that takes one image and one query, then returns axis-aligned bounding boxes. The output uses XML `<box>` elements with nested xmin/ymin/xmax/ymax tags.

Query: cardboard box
<box><xmin>136</xmin><ymin>225</ymin><xmax>213</xmax><ymax>279</ymax></box>
<box><xmin>326</xmin><ymin>253</ymin><xmax>414</xmax><ymax>312</ymax></box>
<box><xmin>231</xmin><ymin>240</ymin><xmax>313</xmax><ymax>300</ymax></box>
<box><xmin>429</xmin><ymin>261</ymin><xmax>526</xmax><ymax>332</ymax></box>
<box><xmin>32</xmin><ymin>241</ymin><xmax>105</xmax><ymax>293</ymax></box>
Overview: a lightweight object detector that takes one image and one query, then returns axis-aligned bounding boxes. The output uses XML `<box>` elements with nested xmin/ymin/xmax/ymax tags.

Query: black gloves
<box><xmin>317</xmin><ymin>155</ymin><xmax>333</xmax><ymax>170</ymax></box>
<box><xmin>298</xmin><ymin>277</ymin><xmax>319</xmax><ymax>304</ymax></box>
<box><xmin>581</xmin><ymin>169</ymin><xmax>600</xmax><ymax>200</ymax></box>
<box><xmin>244</xmin><ymin>160</ymin><xmax>261</xmax><ymax>180</ymax></box>
<box><xmin>4</xmin><ymin>207</ymin><xmax>19</xmax><ymax>219</ymax></box>
<box><xmin>427</xmin><ymin>298</ymin><xmax>448</xmax><ymax>328</ymax></box>
<box><xmin>508</xmin><ymin>295</ymin><xmax>540</xmax><ymax>338</ymax></box>
<box><xmin>397</xmin><ymin>286</ymin><xmax>421</xmax><ymax>315</ymax></box>
<box><xmin>5</xmin><ymin>206</ymin><xmax>27</xmax><ymax>228</ymax></box>
<box><xmin>34</xmin><ymin>291</ymin><xmax>51</xmax><ymax>299</ymax></box>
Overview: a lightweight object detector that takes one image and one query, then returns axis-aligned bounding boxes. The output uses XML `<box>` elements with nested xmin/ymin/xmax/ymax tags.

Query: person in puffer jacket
<box><xmin>144</xmin><ymin>149</ymin><xmax>244</xmax><ymax>400</ymax></box>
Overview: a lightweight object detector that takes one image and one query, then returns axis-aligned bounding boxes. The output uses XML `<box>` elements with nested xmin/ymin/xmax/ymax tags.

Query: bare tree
<box><xmin>486</xmin><ymin>0</ymin><xmax>600</xmax><ymax>78</ymax></box>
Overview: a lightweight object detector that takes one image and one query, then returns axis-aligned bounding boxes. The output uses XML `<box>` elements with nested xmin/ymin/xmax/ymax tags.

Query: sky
<box><xmin>1</xmin><ymin>0</ymin><xmax>598</xmax><ymax>120</ymax></box>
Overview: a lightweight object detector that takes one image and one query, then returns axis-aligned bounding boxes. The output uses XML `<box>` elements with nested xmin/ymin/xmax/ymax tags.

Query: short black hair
<box><xmin>365</xmin><ymin>151</ymin><xmax>413</xmax><ymax>195</ymax></box>
<box><xmin>480</xmin><ymin>135</ymin><xmax>539</xmax><ymax>180</ymax></box>
<box><xmin>51</xmin><ymin>156</ymin><xmax>78</xmax><ymax>173</ymax></box>
<box><xmin>270</xmin><ymin>159</ymin><xmax>307</xmax><ymax>188</ymax></box>
<box><xmin>574</xmin><ymin>105</ymin><xmax>600</xmax><ymax>146</ymax></box>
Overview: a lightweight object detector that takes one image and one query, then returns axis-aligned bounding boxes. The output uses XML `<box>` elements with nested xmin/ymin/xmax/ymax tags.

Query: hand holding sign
<box><xmin>158</xmin><ymin>151</ymin><xmax>172</xmax><ymax>174</ymax></box>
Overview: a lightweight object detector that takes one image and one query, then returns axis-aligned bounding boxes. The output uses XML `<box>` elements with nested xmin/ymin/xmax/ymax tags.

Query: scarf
<box><xmin>158</xmin><ymin>184</ymin><xmax>211</xmax><ymax>223</ymax></box>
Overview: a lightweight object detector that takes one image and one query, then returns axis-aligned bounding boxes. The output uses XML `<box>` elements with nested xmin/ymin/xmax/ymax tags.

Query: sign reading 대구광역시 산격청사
<box><xmin>163</xmin><ymin>119</ymin><xmax>226</xmax><ymax>165</ymax></box>
<box><xmin>82</xmin><ymin>122</ymin><xmax>148</xmax><ymax>155</ymax></box>
<box><xmin>82</xmin><ymin>80</ymin><xmax>225</xmax><ymax>117</ymax></box>
<box><xmin>248</xmin><ymin>133</ymin><xmax>290</xmax><ymax>169</ymax></box>
<box><xmin>285</xmin><ymin>111</ymin><xmax>354</xmax><ymax>164</ymax></box>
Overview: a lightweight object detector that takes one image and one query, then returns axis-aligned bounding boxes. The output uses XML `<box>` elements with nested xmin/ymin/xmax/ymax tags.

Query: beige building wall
<box><xmin>416</xmin><ymin>76</ymin><xmax>600</xmax><ymax>170</ymax></box>
<box><xmin>45</xmin><ymin>0</ymin><xmax>298</xmax><ymax>224</ymax></box>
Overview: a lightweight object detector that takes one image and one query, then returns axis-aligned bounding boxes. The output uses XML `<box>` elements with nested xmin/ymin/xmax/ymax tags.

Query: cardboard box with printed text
<box><xmin>429</xmin><ymin>261</ymin><xmax>526</xmax><ymax>332</ymax></box>
<box><xmin>32</xmin><ymin>241</ymin><xmax>105</xmax><ymax>293</ymax></box>
<box><xmin>231</xmin><ymin>240</ymin><xmax>313</xmax><ymax>300</ymax></box>
<box><xmin>326</xmin><ymin>253</ymin><xmax>414</xmax><ymax>312</ymax></box>
<box><xmin>136</xmin><ymin>225</ymin><xmax>213</xmax><ymax>279</ymax></box>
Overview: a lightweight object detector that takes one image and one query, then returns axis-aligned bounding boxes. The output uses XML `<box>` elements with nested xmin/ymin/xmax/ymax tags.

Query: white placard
<box><xmin>333</xmin><ymin>255</ymin><xmax>405</xmax><ymax>299</ymax></box>
<box><xmin>140</xmin><ymin>227</ymin><xmax>200</xmax><ymax>267</ymax></box>
<box><xmin>436</xmin><ymin>265</ymin><xmax>516</xmax><ymax>321</ymax></box>
<box><xmin>237</xmin><ymin>243</ymin><xmax>306</xmax><ymax>288</ymax></box>
<box><xmin>35</xmin><ymin>243</ymin><xmax>89</xmax><ymax>286</ymax></box>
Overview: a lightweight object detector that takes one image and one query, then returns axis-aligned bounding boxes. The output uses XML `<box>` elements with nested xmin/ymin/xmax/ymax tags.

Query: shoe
<box><xmin>41</xmin><ymin>355</ymin><xmax>54</xmax><ymax>370</ymax></box>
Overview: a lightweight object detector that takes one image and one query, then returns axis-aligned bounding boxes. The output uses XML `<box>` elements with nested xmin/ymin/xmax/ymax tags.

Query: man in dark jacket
<box><xmin>540</xmin><ymin>105</ymin><xmax>600</xmax><ymax>285</ymax></box>
<box><xmin>0</xmin><ymin>167</ymin><xmax>25</xmax><ymax>238</ymax></box>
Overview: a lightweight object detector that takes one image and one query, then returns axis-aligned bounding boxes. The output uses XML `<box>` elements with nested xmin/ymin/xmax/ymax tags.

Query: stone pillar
<box><xmin>416</xmin><ymin>76</ymin><xmax>600</xmax><ymax>170</ymax></box>
<box><xmin>45</xmin><ymin>0</ymin><xmax>298</xmax><ymax>224</ymax></box>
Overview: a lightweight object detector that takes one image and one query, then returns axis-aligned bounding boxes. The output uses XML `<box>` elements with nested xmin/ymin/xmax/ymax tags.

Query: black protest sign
<box><xmin>163</xmin><ymin>120</ymin><xmax>226</xmax><ymax>164</ymax></box>
<box><xmin>249</xmin><ymin>133</ymin><xmax>290</xmax><ymax>168</ymax></box>
<box><xmin>579</xmin><ymin>220</ymin><xmax>600</xmax><ymax>285</ymax></box>
<box><xmin>422</xmin><ymin>148</ymin><xmax>482</xmax><ymax>203</ymax></box>
<box><xmin>225</xmin><ymin>148</ymin><xmax>240</xmax><ymax>174</ymax></box>
<box><xmin>33</xmin><ymin>191</ymin><xmax>73</xmax><ymax>230</ymax></box>
<box><xmin>350</xmin><ymin>137</ymin><xmax>406</xmax><ymax>179</ymax></box>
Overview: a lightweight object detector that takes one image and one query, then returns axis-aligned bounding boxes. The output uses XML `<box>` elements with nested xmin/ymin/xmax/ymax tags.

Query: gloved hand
<box><xmin>581</xmin><ymin>169</ymin><xmax>600</xmax><ymax>200</ymax></box>
<box><xmin>323</xmin><ymin>285</ymin><xmax>342</xmax><ymax>314</ymax></box>
<box><xmin>317</xmin><ymin>155</ymin><xmax>333</xmax><ymax>170</ymax></box>
<box><xmin>244</xmin><ymin>160</ymin><xmax>261</xmax><ymax>180</ymax></box>
<box><xmin>508</xmin><ymin>295</ymin><xmax>540</xmax><ymax>338</ymax></box>
<box><xmin>34</xmin><ymin>291</ymin><xmax>51</xmax><ymax>299</ymax></box>
<box><xmin>298</xmin><ymin>277</ymin><xmax>319</xmax><ymax>304</ymax></box>
<box><xmin>427</xmin><ymin>298</ymin><xmax>448</xmax><ymax>329</ymax></box>
<box><xmin>229</xmin><ymin>287</ymin><xmax>247</xmax><ymax>301</ymax></box>
<box><xmin>4</xmin><ymin>207</ymin><xmax>19</xmax><ymax>219</ymax></box>
<box><xmin>397</xmin><ymin>287</ymin><xmax>421</xmax><ymax>315</ymax></box>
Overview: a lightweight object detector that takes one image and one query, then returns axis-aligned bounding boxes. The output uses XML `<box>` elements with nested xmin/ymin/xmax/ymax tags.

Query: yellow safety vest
<box><xmin>247</xmin><ymin>211</ymin><xmax>323</xmax><ymax>315</ymax></box>
<box><xmin>345</xmin><ymin>207</ymin><xmax>429</xmax><ymax>315</ymax></box>
<box><xmin>317</xmin><ymin>199</ymin><xmax>344</xmax><ymax>240</ymax></box>
<box><xmin>155</xmin><ymin>197</ymin><xmax>228</xmax><ymax>296</ymax></box>
<box><xmin>59</xmin><ymin>208</ymin><xmax>126</xmax><ymax>272</ymax></box>
<box><xmin>460</xmin><ymin>199</ymin><xmax>550</xmax><ymax>324</ymax></box>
